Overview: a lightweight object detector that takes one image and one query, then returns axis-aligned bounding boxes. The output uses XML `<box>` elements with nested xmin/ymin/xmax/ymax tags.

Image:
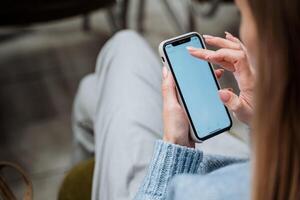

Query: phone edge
<box><xmin>158</xmin><ymin>32</ymin><xmax>203</xmax><ymax>143</ymax></box>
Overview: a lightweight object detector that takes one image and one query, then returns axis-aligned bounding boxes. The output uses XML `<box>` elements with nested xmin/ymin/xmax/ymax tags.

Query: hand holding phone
<box><xmin>161</xmin><ymin>65</ymin><xmax>226</xmax><ymax>147</ymax></box>
<box><xmin>161</xmin><ymin>66</ymin><xmax>195</xmax><ymax>148</ymax></box>
<box><xmin>159</xmin><ymin>32</ymin><xmax>232</xmax><ymax>143</ymax></box>
<box><xmin>159</xmin><ymin>32</ymin><xmax>255</xmax><ymax>145</ymax></box>
<box><xmin>189</xmin><ymin>32</ymin><xmax>255</xmax><ymax>125</ymax></box>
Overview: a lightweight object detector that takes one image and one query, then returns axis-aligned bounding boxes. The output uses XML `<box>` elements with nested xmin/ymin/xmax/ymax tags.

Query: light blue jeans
<box><xmin>72</xmin><ymin>30</ymin><xmax>164</xmax><ymax>200</ymax></box>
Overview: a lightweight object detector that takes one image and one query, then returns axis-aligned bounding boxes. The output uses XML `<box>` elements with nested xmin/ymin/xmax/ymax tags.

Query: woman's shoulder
<box><xmin>167</xmin><ymin>161</ymin><xmax>250</xmax><ymax>200</ymax></box>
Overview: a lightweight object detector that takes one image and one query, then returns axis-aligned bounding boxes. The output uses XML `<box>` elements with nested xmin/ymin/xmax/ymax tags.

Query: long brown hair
<box><xmin>247</xmin><ymin>0</ymin><xmax>300</xmax><ymax>199</ymax></box>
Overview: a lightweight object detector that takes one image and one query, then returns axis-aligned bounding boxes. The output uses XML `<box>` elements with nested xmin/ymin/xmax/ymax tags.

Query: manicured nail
<box><xmin>203</xmin><ymin>34</ymin><xmax>213</xmax><ymax>39</ymax></box>
<box><xmin>162</xmin><ymin>66</ymin><xmax>168</xmax><ymax>79</ymax></box>
<box><xmin>226</xmin><ymin>87</ymin><xmax>234</xmax><ymax>92</ymax></box>
<box><xmin>225</xmin><ymin>31</ymin><xmax>234</xmax><ymax>39</ymax></box>
<box><xmin>225</xmin><ymin>31</ymin><xmax>231</xmax><ymax>36</ymax></box>
<box><xmin>186</xmin><ymin>46</ymin><xmax>197</xmax><ymax>51</ymax></box>
<box><xmin>216</xmin><ymin>69</ymin><xmax>224</xmax><ymax>76</ymax></box>
<box><xmin>218</xmin><ymin>90</ymin><xmax>231</xmax><ymax>102</ymax></box>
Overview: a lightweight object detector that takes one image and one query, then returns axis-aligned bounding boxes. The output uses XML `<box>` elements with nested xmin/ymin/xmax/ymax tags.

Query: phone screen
<box><xmin>164</xmin><ymin>34</ymin><xmax>231</xmax><ymax>140</ymax></box>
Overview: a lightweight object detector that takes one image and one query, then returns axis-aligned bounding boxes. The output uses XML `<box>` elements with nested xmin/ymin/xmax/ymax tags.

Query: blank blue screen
<box><xmin>165</xmin><ymin>36</ymin><xmax>230</xmax><ymax>138</ymax></box>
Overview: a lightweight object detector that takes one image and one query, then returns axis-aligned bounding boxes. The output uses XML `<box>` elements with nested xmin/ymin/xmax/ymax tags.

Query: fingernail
<box><xmin>162</xmin><ymin>66</ymin><xmax>168</xmax><ymax>79</ymax></box>
<box><xmin>216</xmin><ymin>69</ymin><xmax>224</xmax><ymax>76</ymax></box>
<box><xmin>203</xmin><ymin>34</ymin><xmax>213</xmax><ymax>39</ymax></box>
<box><xmin>218</xmin><ymin>90</ymin><xmax>231</xmax><ymax>102</ymax></box>
<box><xmin>226</xmin><ymin>88</ymin><xmax>234</xmax><ymax>92</ymax></box>
<box><xmin>225</xmin><ymin>31</ymin><xmax>231</xmax><ymax>36</ymax></box>
<box><xmin>225</xmin><ymin>31</ymin><xmax>234</xmax><ymax>38</ymax></box>
<box><xmin>186</xmin><ymin>46</ymin><xmax>197</xmax><ymax>51</ymax></box>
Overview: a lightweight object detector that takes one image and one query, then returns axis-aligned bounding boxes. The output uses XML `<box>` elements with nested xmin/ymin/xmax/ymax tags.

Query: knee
<box><xmin>95</xmin><ymin>29</ymin><xmax>153</xmax><ymax>77</ymax></box>
<box><xmin>112</xmin><ymin>29</ymin><xmax>142</xmax><ymax>43</ymax></box>
<box><xmin>109</xmin><ymin>29</ymin><xmax>148</xmax><ymax>53</ymax></box>
<box><xmin>95</xmin><ymin>29</ymin><xmax>147</xmax><ymax>72</ymax></box>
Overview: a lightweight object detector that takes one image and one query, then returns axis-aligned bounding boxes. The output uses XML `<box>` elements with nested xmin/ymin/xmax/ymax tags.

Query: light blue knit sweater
<box><xmin>134</xmin><ymin>140</ymin><xmax>250</xmax><ymax>200</ymax></box>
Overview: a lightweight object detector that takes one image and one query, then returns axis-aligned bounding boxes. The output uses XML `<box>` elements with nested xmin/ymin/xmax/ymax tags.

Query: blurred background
<box><xmin>0</xmin><ymin>0</ymin><xmax>249</xmax><ymax>199</ymax></box>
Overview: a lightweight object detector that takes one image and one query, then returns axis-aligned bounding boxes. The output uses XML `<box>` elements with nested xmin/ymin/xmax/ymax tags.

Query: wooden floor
<box><xmin>0</xmin><ymin>1</ymin><xmax>243</xmax><ymax>199</ymax></box>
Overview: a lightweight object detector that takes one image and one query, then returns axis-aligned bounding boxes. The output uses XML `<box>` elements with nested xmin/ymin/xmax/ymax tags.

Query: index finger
<box><xmin>187</xmin><ymin>47</ymin><xmax>215</xmax><ymax>60</ymax></box>
<box><xmin>203</xmin><ymin>35</ymin><xmax>241</xmax><ymax>50</ymax></box>
<box><xmin>187</xmin><ymin>47</ymin><xmax>234</xmax><ymax>71</ymax></box>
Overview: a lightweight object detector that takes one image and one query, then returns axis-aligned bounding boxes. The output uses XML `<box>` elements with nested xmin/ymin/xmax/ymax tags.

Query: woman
<box><xmin>73</xmin><ymin>0</ymin><xmax>300</xmax><ymax>199</ymax></box>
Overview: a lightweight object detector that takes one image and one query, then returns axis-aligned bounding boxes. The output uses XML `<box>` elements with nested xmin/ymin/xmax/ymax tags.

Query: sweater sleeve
<box><xmin>133</xmin><ymin>140</ymin><xmax>203</xmax><ymax>200</ymax></box>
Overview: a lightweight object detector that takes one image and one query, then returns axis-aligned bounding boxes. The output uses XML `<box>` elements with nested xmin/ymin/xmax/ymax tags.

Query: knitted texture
<box><xmin>134</xmin><ymin>140</ymin><xmax>249</xmax><ymax>200</ymax></box>
<box><xmin>134</xmin><ymin>140</ymin><xmax>203</xmax><ymax>200</ymax></box>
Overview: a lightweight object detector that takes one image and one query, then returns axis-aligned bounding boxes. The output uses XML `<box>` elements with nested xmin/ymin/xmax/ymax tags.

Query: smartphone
<box><xmin>159</xmin><ymin>32</ymin><xmax>232</xmax><ymax>142</ymax></box>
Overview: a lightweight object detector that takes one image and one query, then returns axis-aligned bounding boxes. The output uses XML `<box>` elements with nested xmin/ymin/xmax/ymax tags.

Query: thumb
<box><xmin>162</xmin><ymin>66</ymin><xmax>179</xmax><ymax>107</ymax></box>
<box><xmin>218</xmin><ymin>89</ymin><xmax>241</xmax><ymax>112</ymax></box>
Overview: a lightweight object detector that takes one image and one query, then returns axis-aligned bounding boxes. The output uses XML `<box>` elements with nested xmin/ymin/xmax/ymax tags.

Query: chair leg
<box><xmin>82</xmin><ymin>14</ymin><xmax>91</xmax><ymax>31</ymax></box>
<box><xmin>136</xmin><ymin>0</ymin><xmax>146</xmax><ymax>33</ymax></box>
<box><xmin>187</xmin><ymin>1</ymin><xmax>195</xmax><ymax>31</ymax></box>
<box><xmin>189</xmin><ymin>0</ymin><xmax>221</xmax><ymax>18</ymax></box>
<box><xmin>106</xmin><ymin>0</ymin><xmax>129</xmax><ymax>33</ymax></box>
<box><xmin>106</xmin><ymin>8</ymin><xmax>119</xmax><ymax>33</ymax></box>
<box><xmin>161</xmin><ymin>0</ymin><xmax>186</xmax><ymax>33</ymax></box>
<box><xmin>119</xmin><ymin>0</ymin><xmax>129</xmax><ymax>29</ymax></box>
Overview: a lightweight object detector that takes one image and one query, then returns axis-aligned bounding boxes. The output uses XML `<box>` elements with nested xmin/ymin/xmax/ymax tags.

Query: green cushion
<box><xmin>58</xmin><ymin>159</ymin><xmax>95</xmax><ymax>200</ymax></box>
